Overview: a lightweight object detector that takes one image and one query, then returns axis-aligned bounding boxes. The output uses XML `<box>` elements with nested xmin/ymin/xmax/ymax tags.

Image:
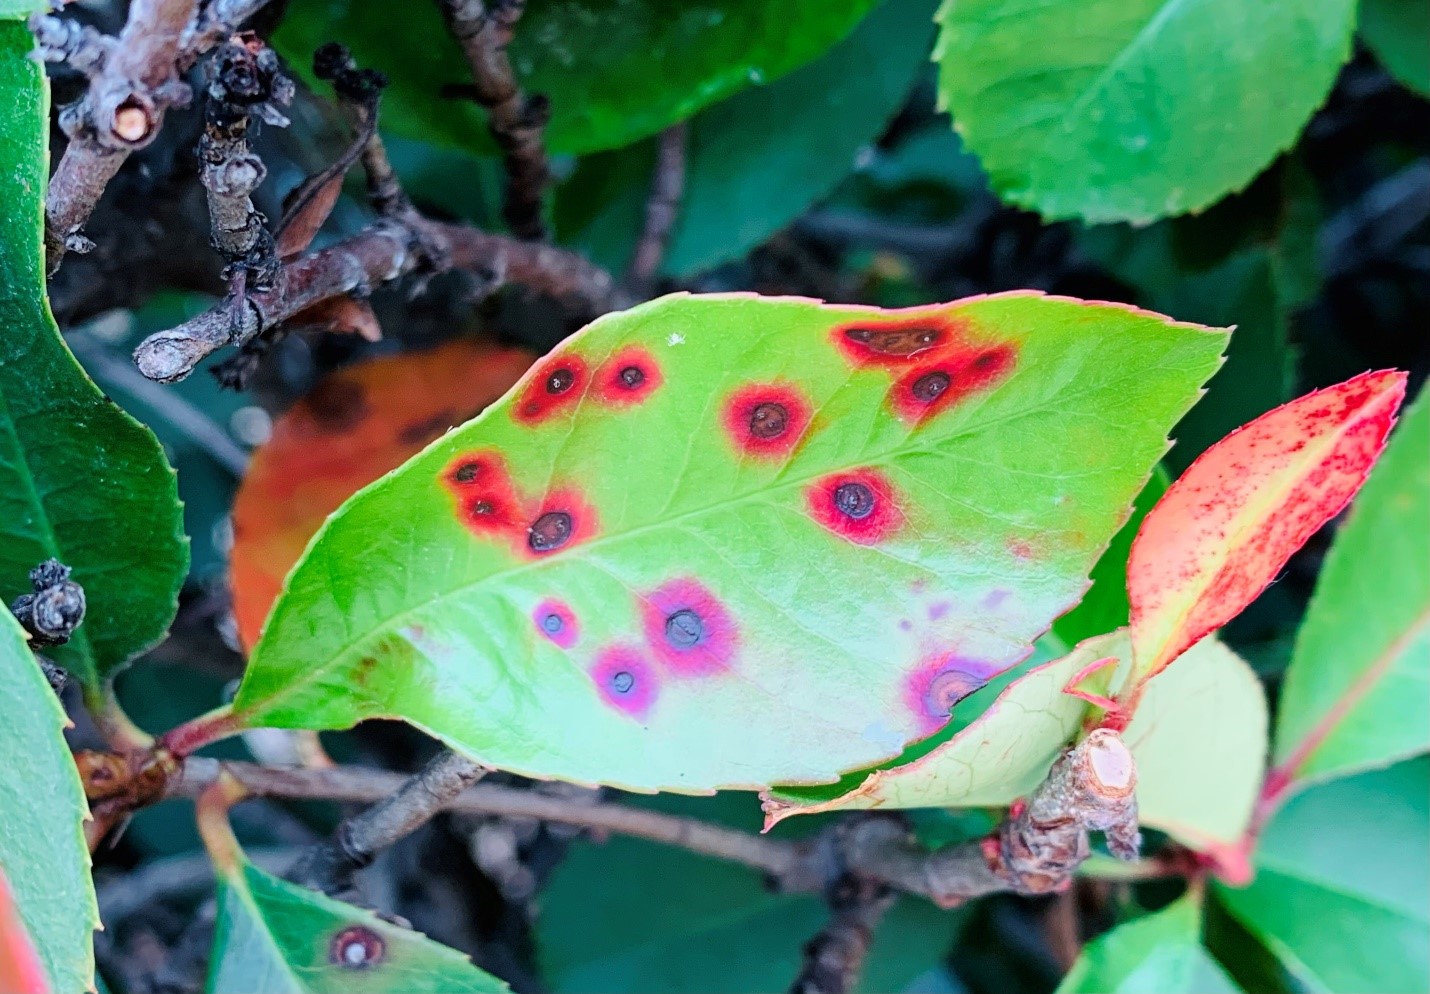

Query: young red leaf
<box><xmin>1123</xmin><ymin>369</ymin><xmax>1407</xmax><ymax>702</ymax></box>
<box><xmin>230</xmin><ymin>340</ymin><xmax>535</xmax><ymax>649</ymax></box>
<box><xmin>0</xmin><ymin>871</ymin><xmax>48</xmax><ymax>994</ymax></box>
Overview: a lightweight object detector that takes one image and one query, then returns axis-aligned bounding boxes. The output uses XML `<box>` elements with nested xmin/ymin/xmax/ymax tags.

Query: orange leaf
<box><xmin>1123</xmin><ymin>369</ymin><xmax>1407</xmax><ymax>701</ymax></box>
<box><xmin>0</xmin><ymin>869</ymin><xmax>49</xmax><ymax>994</ymax></box>
<box><xmin>288</xmin><ymin>296</ymin><xmax>383</xmax><ymax>341</ymax></box>
<box><xmin>230</xmin><ymin>339</ymin><xmax>535</xmax><ymax>649</ymax></box>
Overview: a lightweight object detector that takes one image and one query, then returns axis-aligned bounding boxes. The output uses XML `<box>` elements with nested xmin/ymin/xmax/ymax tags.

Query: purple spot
<box><xmin>899</xmin><ymin>618</ymin><xmax>913</xmax><ymax>632</ymax></box>
<box><xmin>927</xmin><ymin>601</ymin><xmax>951</xmax><ymax>621</ymax></box>
<box><xmin>639</xmin><ymin>577</ymin><xmax>740</xmax><ymax>677</ymax></box>
<box><xmin>591</xmin><ymin>645</ymin><xmax>659</xmax><ymax>720</ymax></box>
<box><xmin>981</xmin><ymin>589</ymin><xmax>1011</xmax><ymax>611</ymax></box>
<box><xmin>906</xmin><ymin>653</ymin><xmax>1000</xmax><ymax>735</ymax></box>
<box><xmin>533</xmin><ymin>599</ymin><xmax>578</xmax><ymax>649</ymax></box>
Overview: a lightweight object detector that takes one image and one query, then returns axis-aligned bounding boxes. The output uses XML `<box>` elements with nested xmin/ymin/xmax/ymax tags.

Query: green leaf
<box><xmin>1122</xmin><ymin>636</ymin><xmax>1267</xmax><ymax>861</ymax></box>
<box><xmin>234</xmin><ymin>292</ymin><xmax>1224</xmax><ymax>792</ymax></box>
<box><xmin>0</xmin><ymin>1</ymin><xmax>45</xmax><ymax>16</ymax></box>
<box><xmin>0</xmin><ymin>22</ymin><xmax>187</xmax><ymax>695</ymax></box>
<box><xmin>1360</xmin><ymin>0</ymin><xmax>1430</xmax><ymax>97</ymax></box>
<box><xmin>1057</xmin><ymin>894</ymin><xmax>1241</xmax><ymax>993</ymax></box>
<box><xmin>0</xmin><ymin>611</ymin><xmax>98</xmax><ymax>994</ymax></box>
<box><xmin>1054</xmin><ymin>466</ymin><xmax>1168</xmax><ymax>646</ymax></box>
<box><xmin>1217</xmin><ymin>760</ymin><xmax>1430</xmax><ymax>993</ymax></box>
<box><xmin>763</xmin><ymin>634</ymin><xmax>1095</xmax><ymax>826</ymax></box>
<box><xmin>1271</xmin><ymin>387</ymin><xmax>1430</xmax><ymax>788</ymax></box>
<box><xmin>555</xmin><ymin>0</ymin><xmax>937</xmax><ymax>277</ymax></box>
<box><xmin>538</xmin><ymin>793</ymin><xmax>959</xmax><ymax>993</ymax></box>
<box><xmin>202</xmin><ymin>809</ymin><xmax>507</xmax><ymax>993</ymax></box>
<box><xmin>935</xmin><ymin>0</ymin><xmax>1356</xmax><ymax>222</ymax></box>
<box><xmin>273</xmin><ymin>0</ymin><xmax>881</xmax><ymax>156</ymax></box>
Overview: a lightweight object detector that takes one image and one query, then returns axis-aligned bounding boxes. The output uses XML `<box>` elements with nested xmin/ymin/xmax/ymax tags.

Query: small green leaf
<box><xmin>1122</xmin><ymin>636</ymin><xmax>1267</xmax><ymax>862</ymax></box>
<box><xmin>273</xmin><ymin>0</ymin><xmax>880</xmax><ymax>156</ymax></box>
<box><xmin>1057</xmin><ymin>893</ymin><xmax>1241</xmax><ymax>993</ymax></box>
<box><xmin>763</xmin><ymin>634</ymin><xmax>1093</xmax><ymax>826</ymax></box>
<box><xmin>233</xmin><ymin>293</ymin><xmax>1225</xmax><ymax>792</ymax></box>
<box><xmin>1217</xmin><ymin>760</ymin><xmax>1430</xmax><ymax>993</ymax></box>
<box><xmin>0</xmin><ymin>611</ymin><xmax>98</xmax><ymax>994</ymax></box>
<box><xmin>555</xmin><ymin>0</ymin><xmax>937</xmax><ymax>276</ymax></box>
<box><xmin>1271</xmin><ymin>387</ymin><xmax>1429</xmax><ymax>789</ymax></box>
<box><xmin>538</xmin><ymin>793</ymin><xmax>959</xmax><ymax>993</ymax></box>
<box><xmin>935</xmin><ymin>0</ymin><xmax>1356</xmax><ymax>222</ymax></box>
<box><xmin>201</xmin><ymin>803</ymin><xmax>507</xmax><ymax>993</ymax></box>
<box><xmin>0</xmin><ymin>21</ymin><xmax>187</xmax><ymax>696</ymax></box>
<box><xmin>1360</xmin><ymin>0</ymin><xmax>1430</xmax><ymax>96</ymax></box>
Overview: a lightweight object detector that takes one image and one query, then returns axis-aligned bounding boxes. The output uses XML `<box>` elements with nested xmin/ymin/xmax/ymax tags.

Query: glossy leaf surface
<box><xmin>274</xmin><ymin>0</ymin><xmax>879</xmax><ymax>155</ymax></box>
<box><xmin>1125</xmin><ymin>370</ymin><xmax>1406</xmax><ymax>695</ymax></box>
<box><xmin>237</xmin><ymin>292</ymin><xmax>1224</xmax><ymax>791</ymax></box>
<box><xmin>231</xmin><ymin>340</ymin><xmax>535</xmax><ymax>649</ymax></box>
<box><xmin>1271</xmin><ymin>387</ymin><xmax>1429</xmax><ymax>788</ymax></box>
<box><xmin>0</xmin><ymin>611</ymin><xmax>97</xmax><ymax>994</ymax></box>
<box><xmin>935</xmin><ymin>0</ymin><xmax>1355</xmax><ymax>222</ymax></box>
<box><xmin>0</xmin><ymin>22</ymin><xmax>186</xmax><ymax>694</ymax></box>
<box><xmin>201</xmin><ymin>801</ymin><xmax>507</xmax><ymax>993</ymax></box>
<box><xmin>555</xmin><ymin>0</ymin><xmax>936</xmax><ymax>277</ymax></box>
<box><xmin>539</xmin><ymin>793</ymin><xmax>959</xmax><ymax>992</ymax></box>
<box><xmin>1057</xmin><ymin>894</ymin><xmax>1240</xmax><ymax>993</ymax></box>
<box><xmin>1217</xmin><ymin>760</ymin><xmax>1430</xmax><ymax>993</ymax></box>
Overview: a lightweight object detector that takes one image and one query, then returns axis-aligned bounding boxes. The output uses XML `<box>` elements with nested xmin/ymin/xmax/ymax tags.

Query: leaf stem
<box><xmin>158</xmin><ymin>703</ymin><xmax>243</xmax><ymax>758</ymax></box>
<box><xmin>89</xmin><ymin>684</ymin><xmax>155</xmax><ymax>753</ymax></box>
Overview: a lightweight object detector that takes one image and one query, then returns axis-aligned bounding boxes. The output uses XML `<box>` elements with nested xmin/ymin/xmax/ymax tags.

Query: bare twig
<box><xmin>790</xmin><ymin>876</ymin><xmax>896</xmax><ymax>994</ymax></box>
<box><xmin>34</xmin><ymin>0</ymin><xmax>278</xmax><ymax>271</ymax></box>
<box><xmin>132</xmin><ymin>216</ymin><xmax>620</xmax><ymax>382</ymax></box>
<box><xmin>437</xmin><ymin>0</ymin><xmax>550</xmax><ymax>240</ymax></box>
<box><xmin>627</xmin><ymin>121</ymin><xmax>689</xmax><ymax>297</ymax></box>
<box><xmin>289</xmin><ymin>750</ymin><xmax>489</xmax><ymax>898</ymax></box>
<box><xmin>162</xmin><ymin>730</ymin><xmax>1143</xmax><ymax>904</ymax></box>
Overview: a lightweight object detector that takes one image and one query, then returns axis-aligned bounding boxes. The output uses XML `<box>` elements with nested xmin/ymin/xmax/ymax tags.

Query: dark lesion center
<box><xmin>748</xmin><ymin>401</ymin><xmax>789</xmax><ymax>439</ymax></box>
<box><xmin>833</xmin><ymin>482</ymin><xmax>875</xmax><ymax>520</ymax></box>
<box><xmin>664</xmin><ymin>608</ymin><xmax>705</xmax><ymax>648</ymax></box>
<box><xmin>528</xmin><ymin>511</ymin><xmax>573</xmax><ymax>552</ymax></box>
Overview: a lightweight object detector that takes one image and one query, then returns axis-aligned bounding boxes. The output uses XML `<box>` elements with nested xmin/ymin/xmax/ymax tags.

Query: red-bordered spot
<box><xmin>831</xmin><ymin>314</ymin><xmax>966</xmax><ymax>368</ymax></box>
<box><xmin>889</xmin><ymin>346</ymin><xmax>1016</xmax><ymax>425</ymax></box>
<box><xmin>639</xmin><ymin>577</ymin><xmax>740</xmax><ymax>677</ymax></box>
<box><xmin>595</xmin><ymin>346</ymin><xmax>663</xmax><ymax>407</ymax></box>
<box><xmin>329</xmin><ymin>926</ymin><xmax>385</xmax><ymax>969</ymax></box>
<box><xmin>591</xmin><ymin>644</ymin><xmax>659</xmax><ymax>720</ymax></box>
<box><xmin>804</xmin><ymin>469</ymin><xmax>904</xmax><ymax>545</ymax></box>
<box><xmin>721</xmin><ymin>382</ymin><xmax>812</xmax><ymax>459</ymax></box>
<box><xmin>533</xmin><ymin>598</ymin><xmax>579</xmax><ymax>648</ymax></box>
<box><xmin>520</xmin><ymin>486</ymin><xmax>599</xmax><ymax>558</ymax></box>
<box><xmin>513</xmin><ymin>353</ymin><xmax>590</xmax><ymax>425</ymax></box>
<box><xmin>905</xmin><ymin>653</ymin><xmax>999</xmax><ymax>736</ymax></box>
<box><xmin>442</xmin><ymin>450</ymin><xmax>522</xmax><ymax>540</ymax></box>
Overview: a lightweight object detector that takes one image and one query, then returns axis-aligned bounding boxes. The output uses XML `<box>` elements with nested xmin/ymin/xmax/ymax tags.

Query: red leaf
<box><xmin>1123</xmin><ymin>370</ymin><xmax>1407</xmax><ymax>702</ymax></box>
<box><xmin>0</xmin><ymin>870</ymin><xmax>48</xmax><ymax>994</ymax></box>
<box><xmin>230</xmin><ymin>339</ymin><xmax>535</xmax><ymax>649</ymax></box>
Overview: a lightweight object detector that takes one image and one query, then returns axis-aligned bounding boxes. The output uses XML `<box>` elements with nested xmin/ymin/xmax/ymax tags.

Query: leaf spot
<box><xmin>528</xmin><ymin>511</ymin><xmax>573</xmax><ymax>553</ymax></box>
<box><xmin>330</xmin><ymin>926</ymin><xmax>384</xmax><ymax>969</ymax></box>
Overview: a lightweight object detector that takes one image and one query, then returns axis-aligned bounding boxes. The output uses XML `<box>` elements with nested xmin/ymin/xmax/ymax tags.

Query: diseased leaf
<box><xmin>1124</xmin><ymin>370</ymin><xmax>1407</xmax><ymax>698</ymax></box>
<box><xmin>1270</xmin><ymin>387</ymin><xmax>1430</xmax><ymax>789</ymax></box>
<box><xmin>1360</xmin><ymin>0</ymin><xmax>1430</xmax><ymax>97</ymax></box>
<box><xmin>1057</xmin><ymin>894</ymin><xmax>1241</xmax><ymax>993</ymax></box>
<box><xmin>0</xmin><ymin>22</ymin><xmax>187</xmax><ymax>696</ymax></box>
<box><xmin>555</xmin><ymin>0</ymin><xmax>936</xmax><ymax>277</ymax></box>
<box><xmin>199</xmin><ymin>790</ymin><xmax>507</xmax><ymax>994</ymax></box>
<box><xmin>762</xmin><ymin>635</ymin><xmax>1093</xmax><ymax>827</ymax></box>
<box><xmin>539</xmin><ymin>793</ymin><xmax>960</xmax><ymax>993</ymax></box>
<box><xmin>935</xmin><ymin>0</ymin><xmax>1356</xmax><ymax>222</ymax></box>
<box><xmin>273</xmin><ymin>0</ymin><xmax>881</xmax><ymax>156</ymax></box>
<box><xmin>231</xmin><ymin>292</ymin><xmax>1224</xmax><ymax>792</ymax></box>
<box><xmin>230</xmin><ymin>340</ymin><xmax>535</xmax><ymax>649</ymax></box>
<box><xmin>0</xmin><ymin>611</ymin><xmax>98</xmax><ymax>994</ymax></box>
<box><xmin>1217</xmin><ymin>760</ymin><xmax>1430</xmax><ymax>994</ymax></box>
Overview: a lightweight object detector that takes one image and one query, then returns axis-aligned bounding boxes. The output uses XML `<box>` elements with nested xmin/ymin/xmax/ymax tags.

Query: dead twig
<box><xmin>132</xmin><ymin>215</ymin><xmax>619</xmax><ymax>383</ymax></box>
<box><xmin>790</xmin><ymin>875</ymin><xmax>896</xmax><ymax>994</ymax></box>
<box><xmin>437</xmin><ymin>0</ymin><xmax>550</xmax><ymax>240</ymax></box>
<box><xmin>626</xmin><ymin>121</ymin><xmax>689</xmax><ymax>297</ymax></box>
